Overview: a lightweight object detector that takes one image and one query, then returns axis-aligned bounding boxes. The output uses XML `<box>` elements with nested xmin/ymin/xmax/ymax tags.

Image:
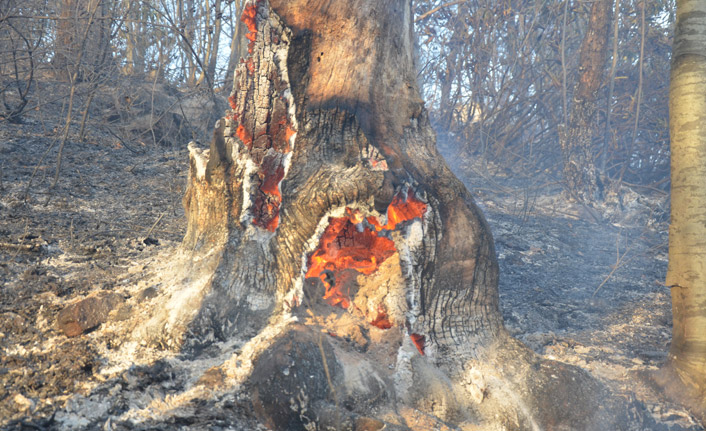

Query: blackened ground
<box><xmin>0</xmin><ymin>87</ymin><xmax>701</xmax><ymax>429</ymax></box>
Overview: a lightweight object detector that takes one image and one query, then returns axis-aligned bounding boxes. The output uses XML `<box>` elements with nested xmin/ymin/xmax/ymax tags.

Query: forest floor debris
<box><xmin>0</xmin><ymin>102</ymin><xmax>701</xmax><ymax>429</ymax></box>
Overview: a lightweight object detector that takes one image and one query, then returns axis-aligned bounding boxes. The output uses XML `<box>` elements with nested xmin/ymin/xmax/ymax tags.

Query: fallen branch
<box><xmin>0</xmin><ymin>242</ymin><xmax>41</xmax><ymax>253</ymax></box>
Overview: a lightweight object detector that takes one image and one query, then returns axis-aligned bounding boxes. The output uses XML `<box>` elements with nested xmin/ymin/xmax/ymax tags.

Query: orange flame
<box><xmin>305</xmin><ymin>191</ymin><xmax>427</xmax><ymax>312</ymax></box>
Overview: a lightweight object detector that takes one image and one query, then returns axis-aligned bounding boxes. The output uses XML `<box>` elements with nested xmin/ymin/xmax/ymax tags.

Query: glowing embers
<box><xmin>306</xmin><ymin>212</ymin><xmax>397</xmax><ymax>308</ymax></box>
<box><xmin>410</xmin><ymin>333</ymin><xmax>426</xmax><ymax>355</ymax></box>
<box><xmin>366</xmin><ymin>191</ymin><xmax>429</xmax><ymax>231</ymax></box>
<box><xmin>369</xmin><ymin>307</ymin><xmax>393</xmax><ymax>330</ymax></box>
<box><xmin>305</xmin><ymin>191</ymin><xmax>427</xmax><ymax>310</ymax></box>
<box><xmin>252</xmin><ymin>153</ymin><xmax>285</xmax><ymax>231</ymax></box>
<box><xmin>241</xmin><ymin>2</ymin><xmax>259</xmax><ymax>53</ymax></box>
<box><xmin>229</xmin><ymin>0</ymin><xmax>296</xmax><ymax>232</ymax></box>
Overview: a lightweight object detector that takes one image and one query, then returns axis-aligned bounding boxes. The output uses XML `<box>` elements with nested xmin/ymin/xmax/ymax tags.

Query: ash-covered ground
<box><xmin>0</xmin><ymin>86</ymin><xmax>702</xmax><ymax>430</ymax></box>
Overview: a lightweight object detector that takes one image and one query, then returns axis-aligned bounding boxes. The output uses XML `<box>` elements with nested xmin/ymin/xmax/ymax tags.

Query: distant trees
<box><xmin>1</xmin><ymin>0</ymin><xmax>242</xmax><ymax>184</ymax></box>
<box><xmin>52</xmin><ymin>0</ymin><xmax>112</xmax><ymax>81</ymax></box>
<box><xmin>415</xmin><ymin>0</ymin><xmax>673</xmax><ymax>198</ymax></box>
<box><xmin>0</xmin><ymin>0</ymin><xmax>245</xmax><ymax>119</ymax></box>
<box><xmin>1</xmin><ymin>0</ymin><xmax>675</xmax><ymax>196</ymax></box>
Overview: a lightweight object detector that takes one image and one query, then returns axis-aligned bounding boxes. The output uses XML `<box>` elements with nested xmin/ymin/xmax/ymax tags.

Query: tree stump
<box><xmin>134</xmin><ymin>1</ymin><xmax>641</xmax><ymax>429</ymax></box>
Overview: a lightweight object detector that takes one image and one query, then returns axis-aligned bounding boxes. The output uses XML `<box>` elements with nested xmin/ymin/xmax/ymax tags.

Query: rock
<box><xmin>57</xmin><ymin>292</ymin><xmax>124</xmax><ymax>337</ymax></box>
<box><xmin>136</xmin><ymin>285</ymin><xmax>159</xmax><ymax>301</ymax></box>
<box><xmin>1</xmin><ymin>312</ymin><xmax>26</xmax><ymax>333</ymax></box>
<box><xmin>13</xmin><ymin>393</ymin><xmax>33</xmax><ymax>412</ymax></box>
<box><xmin>249</xmin><ymin>325</ymin><xmax>342</xmax><ymax>431</ymax></box>
<box><xmin>197</xmin><ymin>366</ymin><xmax>226</xmax><ymax>389</ymax></box>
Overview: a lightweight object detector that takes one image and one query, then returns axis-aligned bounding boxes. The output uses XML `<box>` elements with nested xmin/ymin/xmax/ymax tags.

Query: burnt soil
<box><xmin>1</xmin><ymin>85</ymin><xmax>702</xmax><ymax>430</ymax></box>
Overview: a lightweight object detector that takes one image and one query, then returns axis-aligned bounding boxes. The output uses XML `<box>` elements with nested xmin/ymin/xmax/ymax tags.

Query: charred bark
<box><xmin>169</xmin><ymin>0</ymin><xmax>503</xmax><ymax>361</ymax></box>
<box><xmin>136</xmin><ymin>1</ymin><xmax>640</xmax><ymax>429</ymax></box>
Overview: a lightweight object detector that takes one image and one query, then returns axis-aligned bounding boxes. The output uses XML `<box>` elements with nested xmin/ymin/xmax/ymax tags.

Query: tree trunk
<box><xmin>559</xmin><ymin>0</ymin><xmax>612</xmax><ymax>203</ymax></box>
<box><xmin>653</xmin><ymin>0</ymin><xmax>706</xmax><ymax>422</ymax></box>
<box><xmin>52</xmin><ymin>0</ymin><xmax>109</xmax><ymax>81</ymax></box>
<box><xmin>123</xmin><ymin>0</ymin><xmax>145</xmax><ymax>76</ymax></box>
<box><xmin>136</xmin><ymin>1</ymin><xmax>636</xmax><ymax>428</ymax></box>
<box><xmin>52</xmin><ymin>0</ymin><xmax>78</xmax><ymax>80</ymax></box>
<box><xmin>224</xmin><ymin>0</ymin><xmax>244</xmax><ymax>89</ymax></box>
<box><xmin>205</xmin><ymin>0</ymin><xmax>223</xmax><ymax>87</ymax></box>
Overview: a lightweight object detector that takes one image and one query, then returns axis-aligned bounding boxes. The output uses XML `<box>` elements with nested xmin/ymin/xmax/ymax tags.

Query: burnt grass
<box><xmin>0</xmin><ymin>85</ymin><xmax>702</xmax><ymax>430</ymax></box>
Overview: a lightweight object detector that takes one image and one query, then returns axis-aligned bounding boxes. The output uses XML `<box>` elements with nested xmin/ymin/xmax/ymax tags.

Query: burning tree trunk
<box><xmin>136</xmin><ymin>1</ymin><xmax>635</xmax><ymax>428</ymax></box>
<box><xmin>164</xmin><ymin>0</ymin><xmax>503</xmax><ymax>364</ymax></box>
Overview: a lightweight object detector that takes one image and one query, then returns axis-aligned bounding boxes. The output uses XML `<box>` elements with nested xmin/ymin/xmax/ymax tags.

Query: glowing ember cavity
<box><xmin>246</xmin><ymin>57</ymin><xmax>255</xmax><ymax>75</ymax></box>
<box><xmin>228</xmin><ymin>94</ymin><xmax>237</xmax><ymax>111</ymax></box>
<box><xmin>242</xmin><ymin>3</ymin><xmax>258</xmax><ymax>53</ymax></box>
<box><xmin>305</xmin><ymin>191</ymin><xmax>427</xmax><ymax>313</ymax></box>
<box><xmin>410</xmin><ymin>333</ymin><xmax>425</xmax><ymax>355</ymax></box>
<box><xmin>306</xmin><ymin>214</ymin><xmax>397</xmax><ymax>308</ymax></box>
<box><xmin>285</xmin><ymin>126</ymin><xmax>296</xmax><ymax>143</ymax></box>
<box><xmin>370</xmin><ymin>307</ymin><xmax>393</xmax><ymax>330</ymax></box>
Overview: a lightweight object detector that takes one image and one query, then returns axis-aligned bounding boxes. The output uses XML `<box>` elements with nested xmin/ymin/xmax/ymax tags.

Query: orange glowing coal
<box><xmin>241</xmin><ymin>3</ymin><xmax>258</xmax><ymax>53</ymax></box>
<box><xmin>370</xmin><ymin>307</ymin><xmax>393</xmax><ymax>330</ymax></box>
<box><xmin>410</xmin><ymin>333</ymin><xmax>426</xmax><ymax>355</ymax></box>
<box><xmin>236</xmin><ymin>124</ymin><xmax>252</xmax><ymax>149</ymax></box>
<box><xmin>306</xmin><ymin>214</ymin><xmax>397</xmax><ymax>308</ymax></box>
<box><xmin>367</xmin><ymin>190</ymin><xmax>427</xmax><ymax>231</ymax></box>
<box><xmin>305</xmin><ymin>191</ymin><xmax>427</xmax><ymax>311</ymax></box>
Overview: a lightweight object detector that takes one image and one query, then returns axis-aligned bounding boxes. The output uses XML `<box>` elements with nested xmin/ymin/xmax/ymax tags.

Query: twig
<box><xmin>415</xmin><ymin>0</ymin><xmax>467</xmax><ymax>22</ymax></box>
<box><xmin>101</xmin><ymin>125</ymin><xmax>144</xmax><ymax>154</ymax></box>
<box><xmin>601</xmin><ymin>0</ymin><xmax>620</xmax><ymax>174</ymax></box>
<box><xmin>592</xmin><ymin>229</ymin><xmax>635</xmax><ymax>297</ymax></box>
<box><xmin>0</xmin><ymin>242</ymin><xmax>41</xmax><ymax>253</ymax></box>
<box><xmin>621</xmin><ymin>180</ymin><xmax>669</xmax><ymax>196</ymax></box>
<box><xmin>52</xmin><ymin>1</ymin><xmax>102</xmax><ymax>189</ymax></box>
<box><xmin>317</xmin><ymin>333</ymin><xmax>340</xmax><ymax>430</ymax></box>
<box><xmin>78</xmin><ymin>90</ymin><xmax>96</xmax><ymax>141</ymax></box>
<box><xmin>560</xmin><ymin>0</ymin><xmax>569</xmax><ymax>126</ymax></box>
<box><xmin>144</xmin><ymin>212</ymin><xmax>166</xmax><ymax>240</ymax></box>
<box><xmin>618</xmin><ymin>0</ymin><xmax>645</xmax><ymax>186</ymax></box>
<box><xmin>23</xmin><ymin>136</ymin><xmax>58</xmax><ymax>201</ymax></box>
